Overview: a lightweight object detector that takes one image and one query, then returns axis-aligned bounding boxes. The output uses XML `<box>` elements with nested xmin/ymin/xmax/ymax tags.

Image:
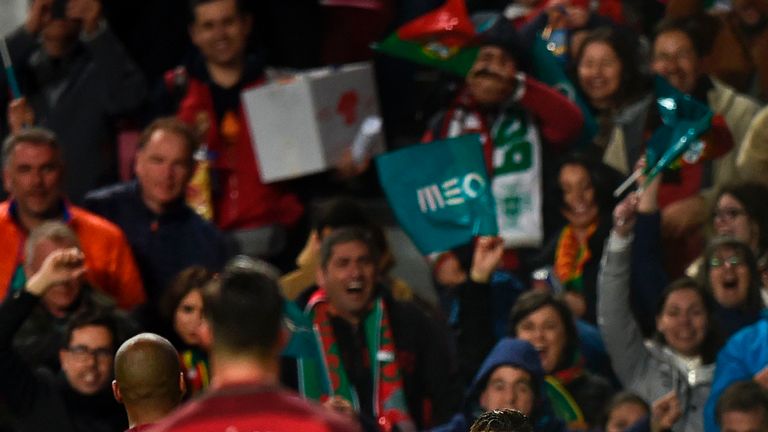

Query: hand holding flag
<box><xmin>1</xmin><ymin>38</ymin><xmax>21</xmax><ymax>99</ymax></box>
<box><xmin>614</xmin><ymin>76</ymin><xmax>722</xmax><ymax>197</ymax></box>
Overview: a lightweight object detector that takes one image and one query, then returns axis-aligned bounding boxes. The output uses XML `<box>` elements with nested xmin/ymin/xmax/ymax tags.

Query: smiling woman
<box><xmin>708</xmin><ymin>183</ymin><xmax>768</xmax><ymax>261</ymax></box>
<box><xmin>509</xmin><ymin>291</ymin><xmax>614</xmax><ymax>430</ymax></box>
<box><xmin>572</xmin><ymin>26</ymin><xmax>652</xmax><ymax>175</ymax></box>
<box><xmin>598</xmin><ymin>194</ymin><xmax>724</xmax><ymax>432</ymax></box>
<box><xmin>530</xmin><ymin>154</ymin><xmax>620</xmax><ymax>324</ymax></box>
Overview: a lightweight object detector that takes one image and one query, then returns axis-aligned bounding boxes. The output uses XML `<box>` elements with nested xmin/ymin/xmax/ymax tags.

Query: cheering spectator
<box><xmin>509</xmin><ymin>291</ymin><xmax>615</xmax><ymax>429</ymax></box>
<box><xmin>597</xmin><ymin>192</ymin><xmax>723</xmax><ymax>432</ymax></box>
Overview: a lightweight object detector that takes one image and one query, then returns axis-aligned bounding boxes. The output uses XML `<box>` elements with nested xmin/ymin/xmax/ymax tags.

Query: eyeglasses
<box><xmin>709</xmin><ymin>255</ymin><xmax>745</xmax><ymax>268</ymax></box>
<box><xmin>66</xmin><ymin>345</ymin><xmax>112</xmax><ymax>362</ymax></box>
<box><xmin>712</xmin><ymin>208</ymin><xmax>746</xmax><ymax>222</ymax></box>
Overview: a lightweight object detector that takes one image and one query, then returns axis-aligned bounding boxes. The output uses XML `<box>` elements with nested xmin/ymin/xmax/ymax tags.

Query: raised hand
<box><xmin>635</xmin><ymin>156</ymin><xmax>662</xmax><ymax>213</ymax></box>
<box><xmin>66</xmin><ymin>0</ymin><xmax>102</xmax><ymax>35</ymax></box>
<box><xmin>612</xmin><ymin>192</ymin><xmax>639</xmax><ymax>238</ymax></box>
<box><xmin>7</xmin><ymin>97</ymin><xmax>35</xmax><ymax>134</ymax></box>
<box><xmin>25</xmin><ymin>247</ymin><xmax>85</xmax><ymax>297</ymax></box>
<box><xmin>25</xmin><ymin>0</ymin><xmax>54</xmax><ymax>35</ymax></box>
<box><xmin>470</xmin><ymin>236</ymin><xmax>504</xmax><ymax>283</ymax></box>
<box><xmin>651</xmin><ymin>391</ymin><xmax>682</xmax><ymax>432</ymax></box>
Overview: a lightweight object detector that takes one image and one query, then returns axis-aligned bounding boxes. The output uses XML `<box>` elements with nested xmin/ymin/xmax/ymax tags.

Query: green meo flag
<box><xmin>376</xmin><ymin>134</ymin><xmax>498</xmax><ymax>255</ymax></box>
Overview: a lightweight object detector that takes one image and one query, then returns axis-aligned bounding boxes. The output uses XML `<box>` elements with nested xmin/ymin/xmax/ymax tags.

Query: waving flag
<box><xmin>376</xmin><ymin>134</ymin><xmax>497</xmax><ymax>255</ymax></box>
<box><xmin>374</xmin><ymin>0</ymin><xmax>478</xmax><ymax>76</ymax></box>
<box><xmin>530</xmin><ymin>37</ymin><xmax>598</xmax><ymax>146</ymax></box>
<box><xmin>643</xmin><ymin>76</ymin><xmax>715</xmax><ymax>185</ymax></box>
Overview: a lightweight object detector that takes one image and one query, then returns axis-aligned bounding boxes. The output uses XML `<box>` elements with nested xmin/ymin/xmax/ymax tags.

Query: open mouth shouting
<box><xmin>346</xmin><ymin>280</ymin><xmax>364</xmax><ymax>295</ymax></box>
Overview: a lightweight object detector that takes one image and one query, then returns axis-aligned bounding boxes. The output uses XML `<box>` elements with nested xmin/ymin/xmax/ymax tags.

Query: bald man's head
<box><xmin>113</xmin><ymin>333</ymin><xmax>184</xmax><ymax>412</ymax></box>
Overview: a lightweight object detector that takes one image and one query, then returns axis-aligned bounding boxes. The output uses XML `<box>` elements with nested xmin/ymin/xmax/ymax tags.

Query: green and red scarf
<box><xmin>545</xmin><ymin>352</ymin><xmax>588</xmax><ymax>431</ymax></box>
<box><xmin>298</xmin><ymin>290</ymin><xmax>413</xmax><ymax>431</ymax></box>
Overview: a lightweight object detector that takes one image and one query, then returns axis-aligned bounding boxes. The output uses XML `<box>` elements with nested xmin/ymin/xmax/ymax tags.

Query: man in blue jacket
<box><xmin>84</xmin><ymin>117</ymin><xmax>230</xmax><ymax>316</ymax></box>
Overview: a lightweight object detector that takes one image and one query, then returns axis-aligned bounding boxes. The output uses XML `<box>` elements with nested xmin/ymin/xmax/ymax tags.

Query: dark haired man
<box><xmin>0</xmin><ymin>246</ymin><xmax>126</xmax><ymax>431</ymax></box>
<box><xmin>161</xmin><ymin>0</ymin><xmax>302</xmax><ymax>257</ymax></box>
<box><xmin>84</xmin><ymin>117</ymin><xmax>229</xmax><ymax>312</ymax></box>
<box><xmin>150</xmin><ymin>256</ymin><xmax>360</xmax><ymax>432</ymax></box>
<box><xmin>296</xmin><ymin>228</ymin><xmax>460</xmax><ymax>430</ymax></box>
<box><xmin>649</xmin><ymin>16</ymin><xmax>761</xmax><ymax>252</ymax></box>
<box><xmin>423</xmin><ymin>15</ymin><xmax>583</xmax><ymax>280</ymax></box>
<box><xmin>716</xmin><ymin>381</ymin><xmax>768</xmax><ymax>432</ymax></box>
<box><xmin>470</xmin><ymin>409</ymin><xmax>534</xmax><ymax>432</ymax></box>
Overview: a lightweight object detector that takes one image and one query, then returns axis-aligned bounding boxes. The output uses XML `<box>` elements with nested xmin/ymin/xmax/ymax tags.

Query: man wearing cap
<box><xmin>423</xmin><ymin>16</ymin><xmax>583</xmax><ymax>270</ymax></box>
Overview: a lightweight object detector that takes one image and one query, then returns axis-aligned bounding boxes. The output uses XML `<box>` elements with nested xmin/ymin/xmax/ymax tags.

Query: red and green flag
<box><xmin>374</xmin><ymin>0</ymin><xmax>478</xmax><ymax>76</ymax></box>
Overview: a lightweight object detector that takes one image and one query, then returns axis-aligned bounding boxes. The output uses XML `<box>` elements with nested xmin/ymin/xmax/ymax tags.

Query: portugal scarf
<box><xmin>553</xmin><ymin>223</ymin><xmax>597</xmax><ymax>293</ymax></box>
<box><xmin>298</xmin><ymin>291</ymin><xmax>413</xmax><ymax>431</ymax></box>
<box><xmin>544</xmin><ymin>351</ymin><xmax>588</xmax><ymax>431</ymax></box>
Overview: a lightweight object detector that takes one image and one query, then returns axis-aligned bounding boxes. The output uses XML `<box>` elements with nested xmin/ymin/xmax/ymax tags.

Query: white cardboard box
<box><xmin>242</xmin><ymin>62</ymin><xmax>383</xmax><ymax>183</ymax></box>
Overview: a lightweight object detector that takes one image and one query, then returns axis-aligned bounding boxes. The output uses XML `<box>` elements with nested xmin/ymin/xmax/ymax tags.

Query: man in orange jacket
<box><xmin>0</xmin><ymin>127</ymin><xmax>145</xmax><ymax>309</ymax></box>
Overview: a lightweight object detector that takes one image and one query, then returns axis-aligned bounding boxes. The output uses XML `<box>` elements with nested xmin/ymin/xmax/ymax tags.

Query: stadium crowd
<box><xmin>2</xmin><ymin>0</ymin><xmax>768</xmax><ymax>431</ymax></box>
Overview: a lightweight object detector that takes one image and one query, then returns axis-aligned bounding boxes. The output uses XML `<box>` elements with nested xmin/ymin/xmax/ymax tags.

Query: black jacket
<box><xmin>0</xmin><ymin>291</ymin><xmax>126</xmax><ymax>432</ymax></box>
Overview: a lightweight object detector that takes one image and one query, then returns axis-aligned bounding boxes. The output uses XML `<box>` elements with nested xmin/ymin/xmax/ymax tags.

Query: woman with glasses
<box><xmin>621</xmin><ymin>171</ymin><xmax>768</xmax><ymax>336</ymax></box>
<box><xmin>699</xmin><ymin>237</ymin><xmax>764</xmax><ymax>338</ymax></box>
<box><xmin>708</xmin><ymin>183</ymin><xmax>768</xmax><ymax>261</ymax></box>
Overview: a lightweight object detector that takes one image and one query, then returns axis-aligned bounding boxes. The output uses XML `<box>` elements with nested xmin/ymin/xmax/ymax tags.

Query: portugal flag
<box><xmin>374</xmin><ymin>0</ymin><xmax>478</xmax><ymax>76</ymax></box>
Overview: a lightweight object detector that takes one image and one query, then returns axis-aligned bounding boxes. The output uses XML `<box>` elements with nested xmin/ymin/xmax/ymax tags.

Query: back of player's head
<box><xmin>204</xmin><ymin>256</ymin><xmax>283</xmax><ymax>359</ymax></box>
<box><xmin>470</xmin><ymin>409</ymin><xmax>533</xmax><ymax>432</ymax></box>
<box><xmin>114</xmin><ymin>333</ymin><xmax>183</xmax><ymax>409</ymax></box>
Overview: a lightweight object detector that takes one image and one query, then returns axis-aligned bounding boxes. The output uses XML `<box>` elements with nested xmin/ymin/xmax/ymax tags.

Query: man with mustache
<box><xmin>423</xmin><ymin>15</ymin><xmax>583</xmax><ymax>272</ymax></box>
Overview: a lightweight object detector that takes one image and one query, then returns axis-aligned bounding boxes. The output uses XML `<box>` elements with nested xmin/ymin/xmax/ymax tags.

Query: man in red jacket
<box><xmin>424</xmin><ymin>16</ymin><xmax>583</xmax><ymax>270</ymax></box>
<box><xmin>168</xmin><ymin>0</ymin><xmax>303</xmax><ymax>258</ymax></box>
